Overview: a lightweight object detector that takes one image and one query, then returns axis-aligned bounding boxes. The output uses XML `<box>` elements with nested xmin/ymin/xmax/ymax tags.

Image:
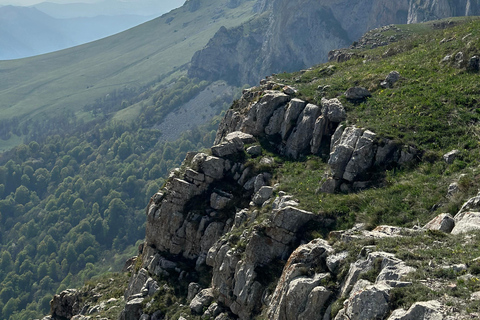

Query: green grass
<box><xmin>278</xmin><ymin>18</ymin><xmax>480</xmax><ymax>151</ymax></box>
<box><xmin>266</xmin><ymin>18</ymin><xmax>480</xmax><ymax>231</ymax></box>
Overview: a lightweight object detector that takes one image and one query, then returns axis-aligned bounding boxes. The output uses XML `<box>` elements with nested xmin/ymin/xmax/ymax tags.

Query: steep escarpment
<box><xmin>188</xmin><ymin>0</ymin><xmax>480</xmax><ymax>85</ymax></box>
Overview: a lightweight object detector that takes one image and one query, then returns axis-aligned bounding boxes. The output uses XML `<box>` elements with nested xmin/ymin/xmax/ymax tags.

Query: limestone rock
<box><xmin>340</xmin><ymin>282</ymin><xmax>391</xmax><ymax>320</ymax></box>
<box><xmin>447</xmin><ymin>182</ymin><xmax>459</xmax><ymax>197</ymax></box>
<box><xmin>211</xmin><ymin>191</ymin><xmax>234</xmax><ymax>210</ymax></box>
<box><xmin>451</xmin><ymin>211</ymin><xmax>480</xmax><ymax>235</ymax></box>
<box><xmin>285</xmin><ymin>103</ymin><xmax>322</xmax><ymax>158</ymax></box>
<box><xmin>467</xmin><ymin>55</ymin><xmax>480</xmax><ymax>72</ymax></box>
<box><xmin>267</xmin><ymin>239</ymin><xmax>333</xmax><ymax>320</ymax></box>
<box><xmin>281</xmin><ymin>98</ymin><xmax>307</xmax><ymax>140</ymax></box>
<box><xmin>327</xmin><ymin>251</ymin><xmax>349</xmax><ymax>274</ymax></box>
<box><xmin>246</xmin><ymin>145</ymin><xmax>262</xmax><ymax>157</ymax></box>
<box><xmin>124</xmin><ymin>268</ymin><xmax>149</xmax><ymax>299</ymax></box>
<box><xmin>211</xmin><ymin>137</ymin><xmax>244</xmax><ymax>157</ymax></box>
<box><xmin>328</xmin><ymin>126</ymin><xmax>363</xmax><ymax>179</ymax></box>
<box><xmin>190</xmin><ymin>288</ymin><xmax>215</xmax><ymax>314</ymax></box>
<box><xmin>343</xmin><ymin>130</ymin><xmax>376</xmax><ymax>181</ymax></box>
<box><xmin>381</xmin><ymin>70</ymin><xmax>400</xmax><ymax>88</ymax></box>
<box><xmin>457</xmin><ymin>192</ymin><xmax>480</xmax><ymax>216</ymax></box>
<box><xmin>265</xmin><ymin>105</ymin><xmax>286</xmax><ymax>136</ymax></box>
<box><xmin>340</xmin><ymin>251</ymin><xmax>397</xmax><ymax>297</ymax></box>
<box><xmin>298</xmin><ymin>286</ymin><xmax>333</xmax><ymax>320</ymax></box>
<box><xmin>187</xmin><ymin>283</ymin><xmax>202</xmax><ymax>302</ymax></box>
<box><xmin>252</xmin><ymin>186</ymin><xmax>274</xmax><ymax>206</ymax></box>
<box><xmin>283</xmin><ymin>86</ymin><xmax>297</xmax><ymax>95</ymax></box>
<box><xmin>424</xmin><ymin>213</ymin><xmax>455</xmax><ymax>233</ymax></box>
<box><xmin>443</xmin><ymin>149</ymin><xmax>459</xmax><ymax>164</ymax></box>
<box><xmin>310</xmin><ymin>116</ymin><xmax>327</xmax><ymax>155</ymax></box>
<box><xmin>119</xmin><ymin>298</ymin><xmax>144</xmax><ymax>320</ymax></box>
<box><xmin>321</xmin><ymin>97</ymin><xmax>346</xmax><ymax>123</ymax></box>
<box><xmin>344</xmin><ymin>87</ymin><xmax>371</xmax><ymax>100</ymax></box>
<box><xmin>387</xmin><ymin>300</ymin><xmax>443</xmax><ymax>320</ymax></box>
<box><xmin>50</xmin><ymin>289</ymin><xmax>81</xmax><ymax>320</ymax></box>
<box><xmin>225</xmin><ymin>131</ymin><xmax>256</xmax><ymax>144</ymax></box>
<box><xmin>240</xmin><ymin>91</ymin><xmax>290</xmax><ymax>136</ymax></box>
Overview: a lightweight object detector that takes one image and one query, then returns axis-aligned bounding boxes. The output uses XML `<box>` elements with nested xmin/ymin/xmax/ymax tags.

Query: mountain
<box><xmin>0</xmin><ymin>0</ymin><xmax>259</xmax><ymax>151</ymax></box>
<box><xmin>0</xmin><ymin>6</ymin><xmax>74</xmax><ymax>60</ymax></box>
<box><xmin>189</xmin><ymin>0</ymin><xmax>480</xmax><ymax>85</ymax></box>
<box><xmin>34</xmin><ymin>0</ymin><xmax>186</xmax><ymax>19</ymax></box>
<box><xmin>0</xmin><ymin>5</ymin><xmax>158</xmax><ymax>60</ymax></box>
<box><xmin>46</xmin><ymin>17</ymin><xmax>480</xmax><ymax>320</ymax></box>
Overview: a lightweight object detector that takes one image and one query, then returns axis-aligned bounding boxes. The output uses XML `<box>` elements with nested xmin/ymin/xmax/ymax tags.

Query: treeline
<box><xmin>0</xmin><ymin>77</ymin><xmax>226</xmax><ymax>319</ymax></box>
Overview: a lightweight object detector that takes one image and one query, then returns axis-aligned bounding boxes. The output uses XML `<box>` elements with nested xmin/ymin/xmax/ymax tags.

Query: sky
<box><xmin>0</xmin><ymin>0</ymin><xmax>100</xmax><ymax>5</ymax></box>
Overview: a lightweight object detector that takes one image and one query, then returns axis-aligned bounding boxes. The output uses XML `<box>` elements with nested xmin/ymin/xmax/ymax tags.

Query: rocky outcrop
<box><xmin>50</xmin><ymin>289</ymin><xmax>81</xmax><ymax>320</ymax></box>
<box><xmin>266</xmin><ymin>239</ymin><xmax>334</xmax><ymax>320</ymax></box>
<box><xmin>324</xmin><ymin>125</ymin><xmax>418</xmax><ymax>192</ymax></box>
<box><xmin>215</xmin><ymin>87</ymin><xmax>346</xmax><ymax>160</ymax></box>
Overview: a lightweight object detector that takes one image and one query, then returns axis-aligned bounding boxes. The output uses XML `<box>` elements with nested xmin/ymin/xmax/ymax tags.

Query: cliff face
<box><xmin>188</xmin><ymin>0</ymin><xmax>480</xmax><ymax>85</ymax></box>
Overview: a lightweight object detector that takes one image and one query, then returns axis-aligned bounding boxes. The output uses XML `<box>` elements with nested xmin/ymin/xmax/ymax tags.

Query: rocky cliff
<box><xmin>101</xmin><ymin>77</ymin><xmax>480</xmax><ymax>320</ymax></box>
<box><xmin>188</xmin><ymin>0</ymin><xmax>480</xmax><ymax>85</ymax></box>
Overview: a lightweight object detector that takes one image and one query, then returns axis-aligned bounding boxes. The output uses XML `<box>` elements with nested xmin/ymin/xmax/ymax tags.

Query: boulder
<box><xmin>380</xmin><ymin>71</ymin><xmax>400</xmax><ymax>88</ymax></box>
<box><xmin>467</xmin><ymin>55</ymin><xmax>479</xmax><ymax>72</ymax></box>
<box><xmin>424</xmin><ymin>213</ymin><xmax>455</xmax><ymax>233</ymax></box>
<box><xmin>225</xmin><ymin>131</ymin><xmax>256</xmax><ymax>144</ymax></box>
<box><xmin>443</xmin><ymin>149</ymin><xmax>459</xmax><ymax>164</ymax></box>
<box><xmin>50</xmin><ymin>289</ymin><xmax>81</xmax><ymax>320</ymax></box>
<box><xmin>340</xmin><ymin>282</ymin><xmax>391</xmax><ymax>320</ymax></box>
<box><xmin>189</xmin><ymin>288</ymin><xmax>215</xmax><ymax>314</ymax></box>
<box><xmin>283</xmin><ymin>86</ymin><xmax>298</xmax><ymax>95</ymax></box>
<box><xmin>252</xmin><ymin>186</ymin><xmax>274</xmax><ymax>206</ymax></box>
<box><xmin>344</xmin><ymin>87</ymin><xmax>371</xmax><ymax>100</ymax></box>
<box><xmin>202</xmin><ymin>156</ymin><xmax>226</xmax><ymax>180</ymax></box>
<box><xmin>210</xmin><ymin>191</ymin><xmax>234</xmax><ymax>210</ymax></box>
<box><xmin>119</xmin><ymin>298</ymin><xmax>144</xmax><ymax>320</ymax></box>
<box><xmin>246</xmin><ymin>145</ymin><xmax>262</xmax><ymax>157</ymax></box>
<box><xmin>211</xmin><ymin>137</ymin><xmax>244</xmax><ymax>157</ymax></box>
<box><xmin>321</xmin><ymin>97</ymin><xmax>346</xmax><ymax>123</ymax></box>
<box><xmin>451</xmin><ymin>211</ymin><xmax>480</xmax><ymax>235</ymax></box>
<box><xmin>387</xmin><ymin>300</ymin><xmax>443</xmax><ymax>320</ymax></box>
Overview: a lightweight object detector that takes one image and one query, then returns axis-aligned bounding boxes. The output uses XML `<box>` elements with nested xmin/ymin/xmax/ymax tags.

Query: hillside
<box><xmin>43</xmin><ymin>17</ymin><xmax>480</xmax><ymax>320</ymax></box>
<box><xmin>0</xmin><ymin>0</ymin><xmax>258</xmax><ymax>151</ymax></box>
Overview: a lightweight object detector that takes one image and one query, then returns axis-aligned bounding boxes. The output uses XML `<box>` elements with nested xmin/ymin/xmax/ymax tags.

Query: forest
<box><xmin>0</xmin><ymin>76</ymin><xmax>234</xmax><ymax>320</ymax></box>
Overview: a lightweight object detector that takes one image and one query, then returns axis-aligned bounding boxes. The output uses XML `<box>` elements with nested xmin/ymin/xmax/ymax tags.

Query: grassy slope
<box><xmin>269</xmin><ymin>17</ymin><xmax>480</xmax><ymax>230</ymax></box>
<box><xmin>0</xmin><ymin>0</ymin><xmax>256</xmax><ymax>125</ymax></box>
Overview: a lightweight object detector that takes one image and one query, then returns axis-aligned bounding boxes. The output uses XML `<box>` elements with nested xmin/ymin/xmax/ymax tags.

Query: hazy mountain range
<box><xmin>0</xmin><ymin>0</ymin><xmax>185</xmax><ymax>60</ymax></box>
